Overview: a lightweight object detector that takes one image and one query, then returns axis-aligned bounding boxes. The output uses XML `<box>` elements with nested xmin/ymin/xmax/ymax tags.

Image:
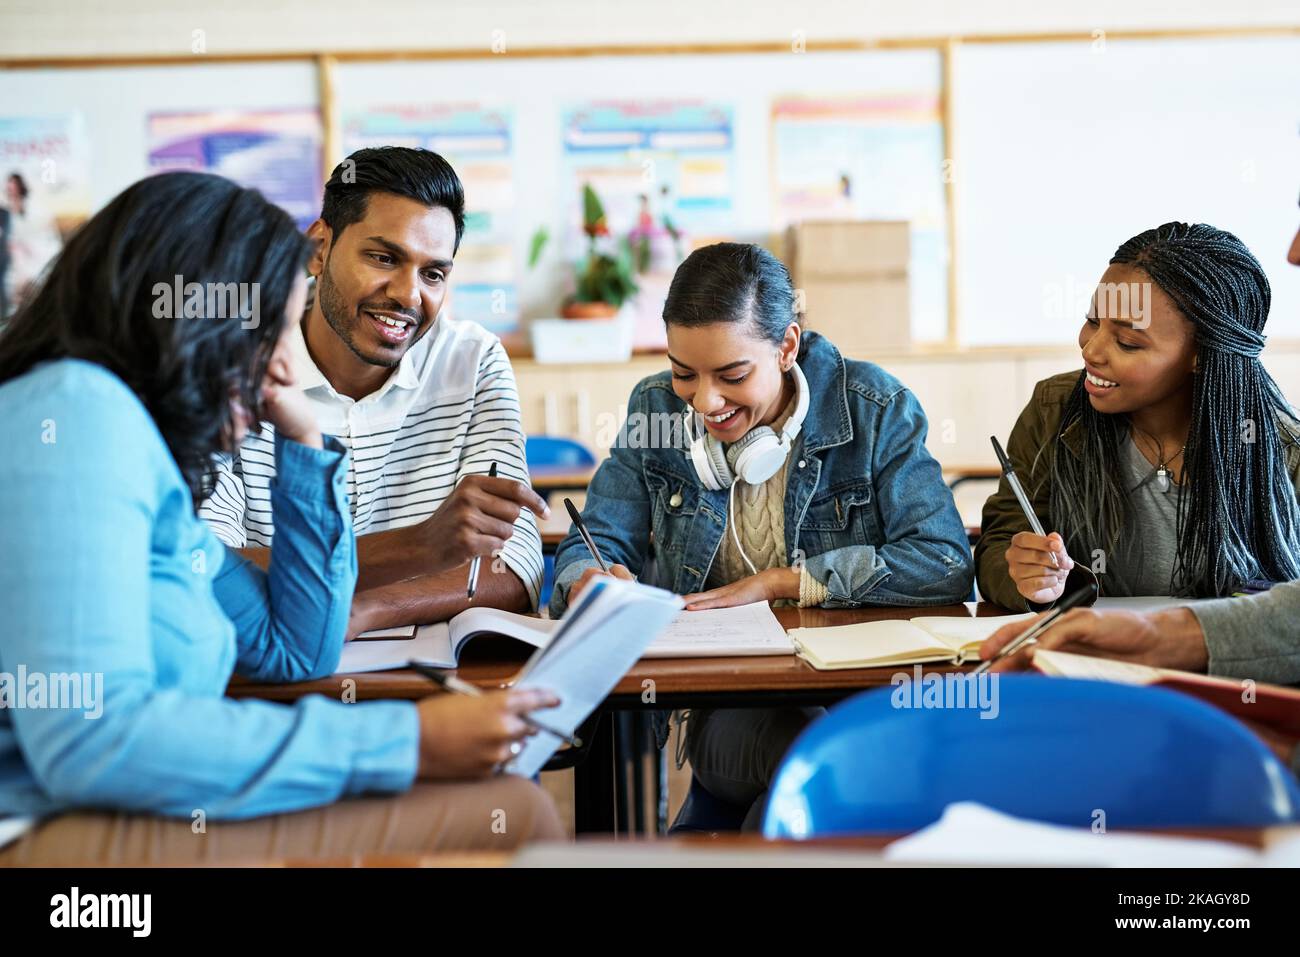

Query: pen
<box><xmin>563</xmin><ymin>496</ymin><xmax>610</xmax><ymax>573</ymax></box>
<box><xmin>972</xmin><ymin>581</ymin><xmax>1098</xmax><ymax>674</ymax></box>
<box><xmin>407</xmin><ymin>661</ymin><xmax>582</xmax><ymax>748</ymax></box>
<box><xmin>466</xmin><ymin>461</ymin><xmax>498</xmax><ymax>599</ymax></box>
<box><xmin>991</xmin><ymin>435</ymin><xmax>1059</xmax><ymax>570</ymax></box>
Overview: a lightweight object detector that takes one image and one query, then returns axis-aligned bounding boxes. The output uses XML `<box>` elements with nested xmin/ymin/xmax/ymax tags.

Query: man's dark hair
<box><xmin>320</xmin><ymin>147</ymin><xmax>466</xmax><ymax>251</ymax></box>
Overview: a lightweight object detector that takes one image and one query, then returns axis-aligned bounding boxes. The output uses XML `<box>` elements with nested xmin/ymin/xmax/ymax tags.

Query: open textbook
<box><xmin>339</xmin><ymin>607</ymin><xmax>555</xmax><ymax>673</ymax></box>
<box><xmin>789</xmin><ymin>613</ymin><xmax>1036</xmax><ymax>670</ymax></box>
<box><xmin>337</xmin><ymin>600</ymin><xmax>793</xmax><ymax>673</ymax></box>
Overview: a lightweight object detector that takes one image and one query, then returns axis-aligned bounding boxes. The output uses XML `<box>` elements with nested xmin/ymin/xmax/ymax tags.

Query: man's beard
<box><xmin>318</xmin><ymin>253</ymin><xmax>400</xmax><ymax>369</ymax></box>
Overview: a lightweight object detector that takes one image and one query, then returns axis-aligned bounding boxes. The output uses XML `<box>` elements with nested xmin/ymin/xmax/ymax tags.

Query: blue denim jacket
<box><xmin>550</xmin><ymin>332</ymin><xmax>974</xmax><ymax>614</ymax></box>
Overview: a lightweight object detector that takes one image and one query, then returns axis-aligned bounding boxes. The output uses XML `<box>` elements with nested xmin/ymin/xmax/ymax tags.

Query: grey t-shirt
<box><xmin>1102</xmin><ymin>437</ymin><xmax>1183</xmax><ymax>596</ymax></box>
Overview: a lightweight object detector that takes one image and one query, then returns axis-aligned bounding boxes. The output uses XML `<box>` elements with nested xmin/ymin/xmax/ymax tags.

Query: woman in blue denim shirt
<box><xmin>550</xmin><ymin>243</ymin><xmax>973</xmax><ymax>829</ymax></box>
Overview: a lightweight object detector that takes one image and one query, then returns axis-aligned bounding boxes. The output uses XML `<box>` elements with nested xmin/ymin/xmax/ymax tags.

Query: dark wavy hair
<box><xmin>1045</xmin><ymin>222</ymin><xmax>1300</xmax><ymax>596</ymax></box>
<box><xmin>0</xmin><ymin>171</ymin><xmax>311</xmax><ymax>503</ymax></box>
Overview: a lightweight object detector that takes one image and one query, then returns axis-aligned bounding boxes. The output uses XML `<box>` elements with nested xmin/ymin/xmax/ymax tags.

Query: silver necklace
<box><xmin>1152</xmin><ymin>445</ymin><xmax>1186</xmax><ymax>493</ymax></box>
<box><xmin>1132</xmin><ymin>427</ymin><xmax>1185</xmax><ymax>493</ymax></box>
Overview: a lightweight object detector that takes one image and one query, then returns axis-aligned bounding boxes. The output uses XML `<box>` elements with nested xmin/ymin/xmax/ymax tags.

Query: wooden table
<box><xmin>228</xmin><ymin>602</ymin><xmax>1020</xmax><ymax>834</ymax></box>
<box><xmin>252</xmin><ymin>824</ymin><xmax>1287</xmax><ymax>867</ymax></box>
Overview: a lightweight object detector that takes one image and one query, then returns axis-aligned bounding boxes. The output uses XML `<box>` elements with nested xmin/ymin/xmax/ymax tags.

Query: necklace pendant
<box><xmin>1155</xmin><ymin>466</ymin><xmax>1171</xmax><ymax>493</ymax></box>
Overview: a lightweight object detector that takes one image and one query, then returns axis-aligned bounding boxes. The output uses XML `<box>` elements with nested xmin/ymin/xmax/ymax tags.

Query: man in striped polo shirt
<box><xmin>201</xmin><ymin>147</ymin><xmax>548</xmax><ymax>633</ymax></box>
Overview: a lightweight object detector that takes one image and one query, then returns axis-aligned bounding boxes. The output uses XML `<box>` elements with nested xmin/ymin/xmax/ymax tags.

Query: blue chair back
<box><xmin>525</xmin><ymin>435</ymin><xmax>597</xmax><ymax>471</ymax></box>
<box><xmin>763</xmin><ymin>675</ymin><xmax>1300</xmax><ymax>838</ymax></box>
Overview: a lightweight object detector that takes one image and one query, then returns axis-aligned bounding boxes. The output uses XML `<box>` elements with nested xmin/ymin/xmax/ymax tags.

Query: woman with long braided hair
<box><xmin>977</xmin><ymin>222</ymin><xmax>1300</xmax><ymax>610</ymax></box>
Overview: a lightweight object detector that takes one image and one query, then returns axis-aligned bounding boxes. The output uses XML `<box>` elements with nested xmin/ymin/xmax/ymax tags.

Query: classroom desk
<box><xmin>227</xmin><ymin>602</ymin><xmax>1019</xmax><ymax>834</ymax></box>
<box><xmin>254</xmin><ymin>825</ymin><xmax>1289</xmax><ymax>868</ymax></box>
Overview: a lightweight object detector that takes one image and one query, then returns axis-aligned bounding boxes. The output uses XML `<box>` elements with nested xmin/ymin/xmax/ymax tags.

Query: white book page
<box><xmin>911</xmin><ymin>612</ymin><xmax>1036</xmax><ymax>654</ymax></box>
<box><xmin>1030</xmin><ymin>648</ymin><xmax>1165</xmax><ymax>684</ymax></box>
<box><xmin>355</xmin><ymin>624</ymin><xmax>416</xmax><ymax>639</ymax></box>
<box><xmin>643</xmin><ymin>602</ymin><xmax>794</xmax><ymax>658</ymax></box>
<box><xmin>789</xmin><ymin>619</ymin><xmax>948</xmax><ymax>666</ymax></box>
<box><xmin>885</xmin><ymin>802</ymin><xmax>1258</xmax><ymax>867</ymax></box>
<box><xmin>508</xmin><ymin>581</ymin><xmax>682</xmax><ymax>777</ymax></box>
<box><xmin>336</xmin><ymin>623</ymin><xmax>455</xmax><ymax>673</ymax></box>
<box><xmin>448</xmin><ymin>607</ymin><xmax>557</xmax><ymax>657</ymax></box>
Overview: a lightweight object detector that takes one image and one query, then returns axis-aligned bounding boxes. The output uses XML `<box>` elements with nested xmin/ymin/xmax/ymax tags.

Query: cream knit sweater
<box><xmin>705</xmin><ymin>394</ymin><xmax>830</xmax><ymax>607</ymax></box>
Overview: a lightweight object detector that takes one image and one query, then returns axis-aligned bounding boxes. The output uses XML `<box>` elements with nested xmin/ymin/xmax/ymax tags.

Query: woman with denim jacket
<box><xmin>549</xmin><ymin>242</ymin><xmax>973</xmax><ymax>830</ymax></box>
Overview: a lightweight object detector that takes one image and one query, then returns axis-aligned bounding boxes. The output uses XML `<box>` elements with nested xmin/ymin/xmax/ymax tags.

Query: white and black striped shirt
<box><xmin>199</xmin><ymin>314</ymin><xmax>543</xmax><ymax>609</ymax></box>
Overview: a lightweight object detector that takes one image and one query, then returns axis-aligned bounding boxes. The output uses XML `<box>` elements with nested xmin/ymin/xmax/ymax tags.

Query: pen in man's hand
<box><xmin>466</xmin><ymin>462</ymin><xmax>498</xmax><ymax>599</ymax></box>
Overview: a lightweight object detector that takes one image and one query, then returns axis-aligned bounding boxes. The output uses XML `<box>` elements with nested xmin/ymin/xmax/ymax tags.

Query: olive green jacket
<box><xmin>974</xmin><ymin>370</ymin><xmax>1300</xmax><ymax>611</ymax></box>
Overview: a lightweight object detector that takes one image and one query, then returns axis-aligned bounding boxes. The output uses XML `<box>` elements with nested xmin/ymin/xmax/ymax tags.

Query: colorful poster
<box><xmin>343</xmin><ymin>104</ymin><xmax>518</xmax><ymax>335</ymax></box>
<box><xmin>147</xmin><ymin>109</ymin><xmax>322</xmax><ymax>231</ymax></box>
<box><xmin>562</xmin><ymin>100</ymin><xmax>734</xmax><ymax>251</ymax></box>
<box><xmin>0</xmin><ymin>114</ymin><xmax>92</xmax><ymax>317</ymax></box>
<box><xmin>771</xmin><ymin>94</ymin><xmax>948</xmax><ymax>341</ymax></box>
<box><xmin>562</xmin><ymin>100</ymin><xmax>736</xmax><ymax>347</ymax></box>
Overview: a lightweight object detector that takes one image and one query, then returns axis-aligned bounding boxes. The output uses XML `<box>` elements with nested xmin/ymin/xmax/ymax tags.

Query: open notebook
<box><xmin>789</xmin><ymin>613</ymin><xmax>1036</xmax><ymax>670</ymax></box>
<box><xmin>1032</xmin><ymin>648</ymin><xmax>1300</xmax><ymax>736</ymax></box>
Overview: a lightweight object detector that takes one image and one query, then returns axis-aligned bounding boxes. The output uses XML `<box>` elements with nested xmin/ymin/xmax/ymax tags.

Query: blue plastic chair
<box><xmin>524</xmin><ymin>435</ymin><xmax>597</xmax><ymax>472</ymax></box>
<box><xmin>763</xmin><ymin>675</ymin><xmax>1300</xmax><ymax>838</ymax></box>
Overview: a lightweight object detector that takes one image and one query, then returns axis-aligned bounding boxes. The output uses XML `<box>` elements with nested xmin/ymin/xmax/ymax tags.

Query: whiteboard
<box><xmin>955</xmin><ymin>35</ymin><xmax>1300</xmax><ymax>345</ymax></box>
<box><xmin>334</xmin><ymin>50</ymin><xmax>944</xmax><ymax>337</ymax></box>
<box><xmin>4</xmin><ymin>39</ymin><xmax>1297</xmax><ymax>345</ymax></box>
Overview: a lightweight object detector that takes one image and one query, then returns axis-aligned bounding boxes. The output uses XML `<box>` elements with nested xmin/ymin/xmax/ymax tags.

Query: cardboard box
<box><xmin>785</xmin><ymin>220</ymin><xmax>912</xmax><ymax>355</ymax></box>
<box><xmin>786</xmin><ymin>220</ymin><xmax>910</xmax><ymax>277</ymax></box>
<box><xmin>798</xmin><ymin>276</ymin><xmax>911</xmax><ymax>357</ymax></box>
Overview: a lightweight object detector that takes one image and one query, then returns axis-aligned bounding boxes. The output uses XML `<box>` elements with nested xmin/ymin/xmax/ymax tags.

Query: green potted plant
<box><xmin>560</xmin><ymin>184</ymin><xmax>639</xmax><ymax>320</ymax></box>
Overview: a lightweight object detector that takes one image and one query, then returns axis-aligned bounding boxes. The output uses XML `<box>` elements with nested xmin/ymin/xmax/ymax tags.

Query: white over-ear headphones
<box><xmin>686</xmin><ymin>360</ymin><xmax>810</xmax><ymax>491</ymax></box>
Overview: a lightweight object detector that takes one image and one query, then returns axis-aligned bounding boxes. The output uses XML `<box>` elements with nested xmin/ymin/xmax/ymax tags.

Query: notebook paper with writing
<box><xmin>789</xmin><ymin>613</ymin><xmax>1036</xmax><ymax>670</ymax></box>
<box><xmin>644</xmin><ymin>601</ymin><xmax>794</xmax><ymax>658</ymax></box>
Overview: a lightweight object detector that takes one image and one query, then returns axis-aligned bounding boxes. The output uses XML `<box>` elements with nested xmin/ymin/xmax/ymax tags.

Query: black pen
<box><xmin>466</xmin><ymin>462</ymin><xmax>498</xmax><ymax>598</ymax></box>
<box><xmin>991</xmin><ymin>435</ymin><xmax>1059</xmax><ymax>570</ymax></box>
<box><xmin>972</xmin><ymin>581</ymin><xmax>1099</xmax><ymax>674</ymax></box>
<box><xmin>564</xmin><ymin>496</ymin><xmax>610</xmax><ymax>573</ymax></box>
<box><xmin>408</xmin><ymin>661</ymin><xmax>582</xmax><ymax>748</ymax></box>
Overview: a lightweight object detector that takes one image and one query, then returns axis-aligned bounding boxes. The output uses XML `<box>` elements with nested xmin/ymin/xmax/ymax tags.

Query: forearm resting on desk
<box><xmin>348</xmin><ymin>564</ymin><xmax>531</xmax><ymax>636</ymax></box>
